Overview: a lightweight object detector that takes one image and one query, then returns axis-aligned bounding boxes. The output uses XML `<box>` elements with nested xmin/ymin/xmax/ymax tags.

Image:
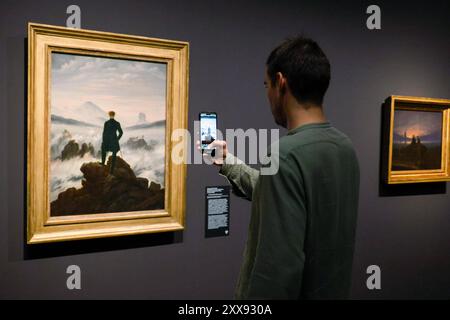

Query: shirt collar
<box><xmin>287</xmin><ymin>121</ymin><xmax>331</xmax><ymax>136</ymax></box>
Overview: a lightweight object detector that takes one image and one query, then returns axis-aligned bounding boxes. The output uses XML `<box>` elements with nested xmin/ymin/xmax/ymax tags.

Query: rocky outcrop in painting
<box><xmin>51</xmin><ymin>156</ymin><xmax>164</xmax><ymax>216</ymax></box>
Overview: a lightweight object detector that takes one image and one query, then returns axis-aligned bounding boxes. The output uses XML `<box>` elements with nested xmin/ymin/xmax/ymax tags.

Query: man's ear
<box><xmin>276</xmin><ymin>72</ymin><xmax>286</xmax><ymax>93</ymax></box>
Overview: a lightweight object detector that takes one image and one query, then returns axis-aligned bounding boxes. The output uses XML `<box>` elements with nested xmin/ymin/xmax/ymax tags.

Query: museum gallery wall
<box><xmin>0</xmin><ymin>0</ymin><xmax>449</xmax><ymax>299</ymax></box>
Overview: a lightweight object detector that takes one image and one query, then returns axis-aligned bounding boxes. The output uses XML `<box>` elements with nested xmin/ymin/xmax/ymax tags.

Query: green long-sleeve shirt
<box><xmin>220</xmin><ymin>122</ymin><xmax>360</xmax><ymax>299</ymax></box>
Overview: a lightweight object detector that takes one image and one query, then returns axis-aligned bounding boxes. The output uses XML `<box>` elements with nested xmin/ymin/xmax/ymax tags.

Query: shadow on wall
<box><xmin>378</xmin><ymin>102</ymin><xmax>447</xmax><ymax>197</ymax></box>
<box><xmin>23</xmin><ymin>232</ymin><xmax>184</xmax><ymax>260</ymax></box>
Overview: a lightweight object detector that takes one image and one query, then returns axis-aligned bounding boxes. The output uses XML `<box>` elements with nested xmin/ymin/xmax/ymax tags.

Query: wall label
<box><xmin>205</xmin><ymin>186</ymin><xmax>230</xmax><ymax>238</ymax></box>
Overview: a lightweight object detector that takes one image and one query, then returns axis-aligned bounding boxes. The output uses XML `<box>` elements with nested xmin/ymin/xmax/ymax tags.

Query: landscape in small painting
<box><xmin>49</xmin><ymin>52</ymin><xmax>167</xmax><ymax>216</ymax></box>
<box><xmin>392</xmin><ymin>109</ymin><xmax>443</xmax><ymax>171</ymax></box>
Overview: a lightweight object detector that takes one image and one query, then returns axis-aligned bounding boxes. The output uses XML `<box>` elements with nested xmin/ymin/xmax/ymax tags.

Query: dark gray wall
<box><xmin>1</xmin><ymin>0</ymin><xmax>449</xmax><ymax>299</ymax></box>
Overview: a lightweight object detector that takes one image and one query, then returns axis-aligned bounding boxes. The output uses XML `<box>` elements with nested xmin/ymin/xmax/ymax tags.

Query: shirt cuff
<box><xmin>219</xmin><ymin>153</ymin><xmax>243</xmax><ymax>177</ymax></box>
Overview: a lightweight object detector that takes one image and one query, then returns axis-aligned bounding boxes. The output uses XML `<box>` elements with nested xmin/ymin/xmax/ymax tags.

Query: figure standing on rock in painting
<box><xmin>101</xmin><ymin>111</ymin><xmax>123</xmax><ymax>174</ymax></box>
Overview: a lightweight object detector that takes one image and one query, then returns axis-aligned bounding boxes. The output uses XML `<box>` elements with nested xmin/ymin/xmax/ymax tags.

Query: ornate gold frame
<box><xmin>27</xmin><ymin>23</ymin><xmax>189</xmax><ymax>243</ymax></box>
<box><xmin>382</xmin><ymin>95</ymin><xmax>450</xmax><ymax>184</ymax></box>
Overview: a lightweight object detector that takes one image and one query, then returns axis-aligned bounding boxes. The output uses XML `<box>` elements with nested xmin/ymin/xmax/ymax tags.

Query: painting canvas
<box><xmin>27</xmin><ymin>23</ymin><xmax>188</xmax><ymax>243</ymax></box>
<box><xmin>392</xmin><ymin>109</ymin><xmax>443</xmax><ymax>171</ymax></box>
<box><xmin>50</xmin><ymin>53</ymin><xmax>166</xmax><ymax>216</ymax></box>
<box><xmin>382</xmin><ymin>96</ymin><xmax>450</xmax><ymax>184</ymax></box>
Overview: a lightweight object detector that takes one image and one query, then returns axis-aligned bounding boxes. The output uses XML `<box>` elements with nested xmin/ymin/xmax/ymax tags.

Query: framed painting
<box><xmin>382</xmin><ymin>95</ymin><xmax>450</xmax><ymax>184</ymax></box>
<box><xmin>27</xmin><ymin>23</ymin><xmax>189</xmax><ymax>243</ymax></box>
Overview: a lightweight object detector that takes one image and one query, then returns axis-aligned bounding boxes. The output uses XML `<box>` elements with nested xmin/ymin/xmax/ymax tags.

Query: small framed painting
<box><xmin>382</xmin><ymin>95</ymin><xmax>450</xmax><ymax>184</ymax></box>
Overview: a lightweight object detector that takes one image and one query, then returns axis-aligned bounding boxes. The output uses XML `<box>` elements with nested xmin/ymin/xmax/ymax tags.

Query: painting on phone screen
<box><xmin>200</xmin><ymin>114</ymin><xmax>217</xmax><ymax>149</ymax></box>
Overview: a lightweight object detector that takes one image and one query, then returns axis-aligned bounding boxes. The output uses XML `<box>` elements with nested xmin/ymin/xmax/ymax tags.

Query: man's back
<box><xmin>103</xmin><ymin>119</ymin><xmax>120</xmax><ymax>139</ymax></box>
<box><xmin>102</xmin><ymin>119</ymin><xmax>123</xmax><ymax>152</ymax></box>
<box><xmin>281</xmin><ymin>122</ymin><xmax>360</xmax><ymax>299</ymax></box>
<box><xmin>224</xmin><ymin>122</ymin><xmax>359</xmax><ymax>299</ymax></box>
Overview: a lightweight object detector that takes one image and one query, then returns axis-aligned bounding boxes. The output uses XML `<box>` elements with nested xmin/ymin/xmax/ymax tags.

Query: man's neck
<box><xmin>285</xmin><ymin>100</ymin><xmax>328</xmax><ymax>131</ymax></box>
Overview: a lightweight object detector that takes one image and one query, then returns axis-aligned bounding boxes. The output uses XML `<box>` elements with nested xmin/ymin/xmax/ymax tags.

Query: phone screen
<box><xmin>200</xmin><ymin>112</ymin><xmax>217</xmax><ymax>150</ymax></box>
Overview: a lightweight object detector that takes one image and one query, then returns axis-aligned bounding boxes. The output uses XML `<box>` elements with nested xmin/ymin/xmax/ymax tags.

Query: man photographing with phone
<box><xmin>200</xmin><ymin>36</ymin><xmax>360</xmax><ymax>299</ymax></box>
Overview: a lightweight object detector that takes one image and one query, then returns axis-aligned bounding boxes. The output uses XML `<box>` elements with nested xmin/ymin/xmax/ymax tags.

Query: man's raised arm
<box><xmin>202</xmin><ymin>140</ymin><xmax>259</xmax><ymax>201</ymax></box>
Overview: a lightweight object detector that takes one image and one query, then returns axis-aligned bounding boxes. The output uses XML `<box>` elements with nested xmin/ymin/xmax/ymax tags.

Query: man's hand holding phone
<box><xmin>196</xmin><ymin>140</ymin><xmax>228</xmax><ymax>166</ymax></box>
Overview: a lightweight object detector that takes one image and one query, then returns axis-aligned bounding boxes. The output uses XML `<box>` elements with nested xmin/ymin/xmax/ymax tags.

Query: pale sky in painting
<box><xmin>394</xmin><ymin>109</ymin><xmax>442</xmax><ymax>142</ymax></box>
<box><xmin>51</xmin><ymin>53</ymin><xmax>167</xmax><ymax>127</ymax></box>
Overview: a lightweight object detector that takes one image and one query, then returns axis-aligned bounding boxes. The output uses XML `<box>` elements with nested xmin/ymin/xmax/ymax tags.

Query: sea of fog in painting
<box><xmin>392</xmin><ymin>109</ymin><xmax>442</xmax><ymax>171</ymax></box>
<box><xmin>50</xmin><ymin>53</ymin><xmax>166</xmax><ymax>214</ymax></box>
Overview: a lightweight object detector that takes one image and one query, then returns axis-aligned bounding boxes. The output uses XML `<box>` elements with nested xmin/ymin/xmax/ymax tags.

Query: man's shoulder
<box><xmin>277</xmin><ymin>126</ymin><xmax>355</xmax><ymax>159</ymax></box>
<box><xmin>106</xmin><ymin>119</ymin><xmax>120</xmax><ymax>125</ymax></box>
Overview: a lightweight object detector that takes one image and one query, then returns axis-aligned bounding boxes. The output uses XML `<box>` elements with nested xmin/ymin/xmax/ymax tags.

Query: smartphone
<box><xmin>199</xmin><ymin>112</ymin><xmax>217</xmax><ymax>154</ymax></box>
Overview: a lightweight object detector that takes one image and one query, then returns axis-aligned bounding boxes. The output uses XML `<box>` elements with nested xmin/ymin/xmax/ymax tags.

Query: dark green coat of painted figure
<box><xmin>101</xmin><ymin>119</ymin><xmax>123</xmax><ymax>152</ymax></box>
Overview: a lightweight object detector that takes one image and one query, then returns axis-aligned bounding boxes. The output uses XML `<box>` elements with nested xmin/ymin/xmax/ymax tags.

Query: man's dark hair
<box><xmin>266</xmin><ymin>36</ymin><xmax>331</xmax><ymax>106</ymax></box>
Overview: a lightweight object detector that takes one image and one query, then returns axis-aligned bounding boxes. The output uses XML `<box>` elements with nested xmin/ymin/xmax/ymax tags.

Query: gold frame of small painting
<box><xmin>27</xmin><ymin>23</ymin><xmax>189</xmax><ymax>243</ymax></box>
<box><xmin>382</xmin><ymin>95</ymin><xmax>450</xmax><ymax>184</ymax></box>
